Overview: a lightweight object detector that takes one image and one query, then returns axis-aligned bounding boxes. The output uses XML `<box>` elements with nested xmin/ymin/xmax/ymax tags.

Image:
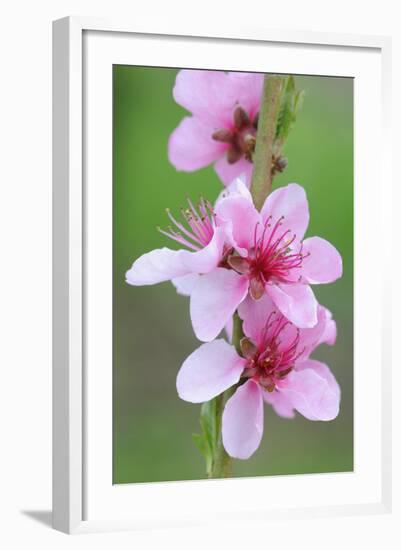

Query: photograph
<box><xmin>1</xmin><ymin>1</ymin><xmax>393</xmax><ymax>544</ymax></box>
<box><xmin>113</xmin><ymin>66</ymin><xmax>353</xmax><ymax>484</ymax></box>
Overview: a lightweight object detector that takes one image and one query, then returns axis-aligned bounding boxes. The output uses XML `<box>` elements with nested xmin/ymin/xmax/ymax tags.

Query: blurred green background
<box><xmin>113</xmin><ymin>67</ymin><xmax>353</xmax><ymax>484</ymax></box>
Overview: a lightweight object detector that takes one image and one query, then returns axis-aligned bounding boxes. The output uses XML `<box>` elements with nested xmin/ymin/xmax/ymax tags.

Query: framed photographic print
<box><xmin>52</xmin><ymin>17</ymin><xmax>392</xmax><ymax>535</ymax></box>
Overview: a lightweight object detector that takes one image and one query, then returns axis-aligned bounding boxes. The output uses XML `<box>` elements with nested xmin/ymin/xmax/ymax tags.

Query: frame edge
<box><xmin>52</xmin><ymin>15</ymin><xmax>392</xmax><ymax>533</ymax></box>
<box><xmin>52</xmin><ymin>16</ymin><xmax>83</xmax><ymax>534</ymax></box>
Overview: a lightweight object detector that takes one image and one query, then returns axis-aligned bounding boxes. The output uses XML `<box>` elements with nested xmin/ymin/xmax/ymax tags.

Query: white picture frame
<box><xmin>52</xmin><ymin>16</ymin><xmax>392</xmax><ymax>535</ymax></box>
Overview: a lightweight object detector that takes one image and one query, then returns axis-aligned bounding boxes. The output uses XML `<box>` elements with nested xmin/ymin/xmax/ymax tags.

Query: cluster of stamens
<box><xmin>240</xmin><ymin>311</ymin><xmax>304</xmax><ymax>392</ymax></box>
<box><xmin>228</xmin><ymin>215</ymin><xmax>310</xmax><ymax>300</ymax></box>
<box><xmin>158</xmin><ymin>197</ymin><xmax>216</xmax><ymax>251</ymax></box>
<box><xmin>212</xmin><ymin>105</ymin><xmax>258</xmax><ymax>164</ymax></box>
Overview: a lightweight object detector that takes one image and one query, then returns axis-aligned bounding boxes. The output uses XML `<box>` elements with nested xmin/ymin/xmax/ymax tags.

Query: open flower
<box><xmin>189</xmin><ymin>179</ymin><xmax>342</xmax><ymax>340</ymax></box>
<box><xmin>168</xmin><ymin>70</ymin><xmax>264</xmax><ymax>185</ymax></box>
<box><xmin>126</xmin><ymin>179</ymin><xmax>342</xmax><ymax>343</ymax></box>
<box><xmin>125</xmin><ymin>197</ymin><xmax>227</xmax><ymax>285</ymax></box>
<box><xmin>125</xmin><ymin>195</ymin><xmax>250</xmax><ymax>334</ymax></box>
<box><xmin>176</xmin><ymin>294</ymin><xmax>340</xmax><ymax>459</ymax></box>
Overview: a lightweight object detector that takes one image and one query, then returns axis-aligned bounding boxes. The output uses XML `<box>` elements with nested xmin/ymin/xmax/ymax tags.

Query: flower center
<box><xmin>227</xmin><ymin>215</ymin><xmax>309</xmax><ymax>299</ymax></box>
<box><xmin>212</xmin><ymin>105</ymin><xmax>257</xmax><ymax>164</ymax></box>
<box><xmin>240</xmin><ymin>312</ymin><xmax>304</xmax><ymax>392</ymax></box>
<box><xmin>158</xmin><ymin>197</ymin><xmax>216</xmax><ymax>250</ymax></box>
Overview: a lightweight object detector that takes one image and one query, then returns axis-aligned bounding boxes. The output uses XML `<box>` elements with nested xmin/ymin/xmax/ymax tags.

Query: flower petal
<box><xmin>215</xmin><ymin>175</ymin><xmax>252</xmax><ymax>207</ymax></box>
<box><xmin>171</xmin><ymin>273</ymin><xmax>200</xmax><ymax>296</ymax></box>
<box><xmin>222</xmin><ymin>379</ymin><xmax>264</xmax><ymax>459</ymax></box>
<box><xmin>280</xmin><ymin>364</ymin><xmax>340</xmax><ymax>421</ymax></box>
<box><xmin>238</xmin><ymin>294</ymin><xmax>277</xmax><ymax>347</ymax></box>
<box><xmin>260</xmin><ymin>183</ymin><xmax>309</xmax><ymax>244</ymax></box>
<box><xmin>127</xmin><ymin>227</ymin><xmax>225</xmax><ymax>287</ymax></box>
<box><xmin>125</xmin><ymin>247</ymin><xmax>188</xmax><ymax>286</ymax></box>
<box><xmin>266</xmin><ymin>283</ymin><xmax>318</xmax><ymax>328</ymax></box>
<box><xmin>214</xmin><ymin>155</ymin><xmax>253</xmax><ymax>187</ymax></box>
<box><xmin>190</xmin><ymin>268</ymin><xmax>249</xmax><ymax>342</ymax></box>
<box><xmin>168</xmin><ymin>116</ymin><xmax>225</xmax><ymax>172</ymax></box>
<box><xmin>227</xmin><ymin>72</ymin><xmax>264</xmax><ymax>119</ymax></box>
<box><xmin>296</xmin><ymin>359</ymin><xmax>341</xmax><ymax>402</ymax></box>
<box><xmin>286</xmin><ymin>306</ymin><xmax>337</xmax><ymax>350</ymax></box>
<box><xmin>263</xmin><ymin>389</ymin><xmax>295</xmax><ymax>419</ymax></box>
<box><xmin>180</xmin><ymin>226</ymin><xmax>225</xmax><ymax>274</ymax></box>
<box><xmin>176</xmin><ymin>340</ymin><xmax>245</xmax><ymax>403</ymax></box>
<box><xmin>318</xmin><ymin>307</ymin><xmax>337</xmax><ymax>346</ymax></box>
<box><xmin>173</xmin><ymin>70</ymin><xmax>238</xmax><ymax>126</ymax></box>
<box><xmin>290</xmin><ymin>304</ymin><xmax>330</xmax><ymax>361</ymax></box>
<box><xmin>215</xmin><ymin>194</ymin><xmax>261</xmax><ymax>252</ymax></box>
<box><xmin>300</xmin><ymin>237</ymin><xmax>343</xmax><ymax>284</ymax></box>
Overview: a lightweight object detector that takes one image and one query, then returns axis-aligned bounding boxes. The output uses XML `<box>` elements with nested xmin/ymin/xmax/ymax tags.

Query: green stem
<box><xmin>209</xmin><ymin>314</ymin><xmax>243</xmax><ymax>478</ymax></box>
<box><xmin>250</xmin><ymin>75</ymin><xmax>286</xmax><ymax>209</ymax></box>
<box><xmin>207</xmin><ymin>76</ymin><xmax>287</xmax><ymax>479</ymax></box>
<box><xmin>208</xmin><ymin>390</ymin><xmax>233</xmax><ymax>478</ymax></box>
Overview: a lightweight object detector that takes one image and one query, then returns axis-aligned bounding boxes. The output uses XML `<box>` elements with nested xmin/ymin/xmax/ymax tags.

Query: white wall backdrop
<box><xmin>0</xmin><ymin>1</ymin><xmax>399</xmax><ymax>548</ymax></box>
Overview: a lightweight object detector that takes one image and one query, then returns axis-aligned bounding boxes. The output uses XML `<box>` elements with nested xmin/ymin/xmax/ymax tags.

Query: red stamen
<box><xmin>248</xmin><ymin>215</ymin><xmax>305</xmax><ymax>285</ymax></box>
<box><xmin>241</xmin><ymin>312</ymin><xmax>302</xmax><ymax>392</ymax></box>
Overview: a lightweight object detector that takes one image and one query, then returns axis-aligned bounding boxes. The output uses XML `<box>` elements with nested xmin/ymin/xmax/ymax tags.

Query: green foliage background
<box><xmin>113</xmin><ymin>67</ymin><xmax>353</xmax><ymax>483</ymax></box>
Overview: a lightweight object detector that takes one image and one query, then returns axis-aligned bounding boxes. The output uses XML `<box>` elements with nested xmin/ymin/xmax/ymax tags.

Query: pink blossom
<box><xmin>125</xmin><ymin>194</ymin><xmax>249</xmax><ymax>330</ymax></box>
<box><xmin>168</xmin><ymin>70</ymin><xmax>264</xmax><ymax>185</ymax></box>
<box><xmin>190</xmin><ymin>179</ymin><xmax>342</xmax><ymax>340</ymax></box>
<box><xmin>176</xmin><ymin>294</ymin><xmax>340</xmax><ymax>459</ymax></box>
<box><xmin>126</xmin><ymin>197</ymin><xmax>226</xmax><ymax>283</ymax></box>
<box><xmin>126</xmin><ymin>180</ymin><xmax>342</xmax><ymax>342</ymax></box>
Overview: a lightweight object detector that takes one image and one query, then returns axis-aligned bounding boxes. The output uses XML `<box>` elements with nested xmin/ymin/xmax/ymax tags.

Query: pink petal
<box><xmin>288</xmin><ymin>304</ymin><xmax>330</xmax><ymax>362</ymax></box>
<box><xmin>296</xmin><ymin>359</ymin><xmax>341</xmax><ymax>401</ymax></box>
<box><xmin>260</xmin><ymin>183</ymin><xmax>309</xmax><ymax>244</ymax></box>
<box><xmin>217</xmin><ymin>219</ymin><xmax>248</xmax><ymax>258</ymax></box>
<box><xmin>300</xmin><ymin>237</ymin><xmax>343</xmax><ymax>284</ymax></box>
<box><xmin>171</xmin><ymin>273</ymin><xmax>199</xmax><ymax>296</ymax></box>
<box><xmin>168</xmin><ymin>116</ymin><xmax>225</xmax><ymax>172</ymax></box>
<box><xmin>176</xmin><ymin>340</ymin><xmax>245</xmax><ymax>403</ymax></box>
<box><xmin>227</xmin><ymin>72</ymin><xmax>264</xmax><ymax>119</ymax></box>
<box><xmin>238</xmin><ymin>294</ymin><xmax>277</xmax><ymax>347</ymax></box>
<box><xmin>214</xmin><ymin>155</ymin><xmax>253</xmax><ymax>187</ymax></box>
<box><xmin>266</xmin><ymin>283</ymin><xmax>318</xmax><ymax>328</ymax></box>
<box><xmin>173</xmin><ymin>70</ymin><xmax>238</xmax><ymax>127</ymax></box>
<box><xmin>222</xmin><ymin>379</ymin><xmax>264</xmax><ymax>459</ymax></box>
<box><xmin>180</xmin><ymin>227</ymin><xmax>225</xmax><ymax>274</ymax></box>
<box><xmin>126</xmin><ymin>228</ymin><xmax>225</xmax><ymax>288</ymax></box>
<box><xmin>190</xmin><ymin>268</ymin><xmax>249</xmax><ymax>342</ymax></box>
<box><xmin>215</xmin><ymin>175</ymin><xmax>252</xmax><ymax>207</ymax></box>
<box><xmin>226</xmin><ymin>175</ymin><xmax>252</xmax><ymax>197</ymax></box>
<box><xmin>263</xmin><ymin>389</ymin><xmax>295</xmax><ymax>419</ymax></box>
<box><xmin>318</xmin><ymin>307</ymin><xmax>337</xmax><ymax>346</ymax></box>
<box><xmin>280</xmin><ymin>363</ymin><xmax>340</xmax><ymax>421</ymax></box>
<box><xmin>215</xmin><ymin>195</ymin><xmax>261</xmax><ymax>251</ymax></box>
<box><xmin>125</xmin><ymin>247</ymin><xmax>188</xmax><ymax>285</ymax></box>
